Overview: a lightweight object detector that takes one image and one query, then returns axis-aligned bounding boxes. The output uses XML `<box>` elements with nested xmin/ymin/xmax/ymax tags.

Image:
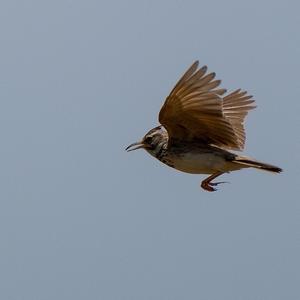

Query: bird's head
<box><xmin>126</xmin><ymin>126</ymin><xmax>168</xmax><ymax>156</ymax></box>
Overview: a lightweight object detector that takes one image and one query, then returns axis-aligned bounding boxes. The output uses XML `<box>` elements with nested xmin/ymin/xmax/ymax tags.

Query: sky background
<box><xmin>0</xmin><ymin>0</ymin><xmax>299</xmax><ymax>299</ymax></box>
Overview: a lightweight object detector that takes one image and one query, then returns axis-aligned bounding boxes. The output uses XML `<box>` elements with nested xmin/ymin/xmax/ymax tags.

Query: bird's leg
<box><xmin>201</xmin><ymin>172</ymin><xmax>226</xmax><ymax>192</ymax></box>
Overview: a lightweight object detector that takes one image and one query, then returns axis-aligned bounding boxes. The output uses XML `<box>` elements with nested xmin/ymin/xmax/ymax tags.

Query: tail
<box><xmin>234</xmin><ymin>156</ymin><xmax>282</xmax><ymax>173</ymax></box>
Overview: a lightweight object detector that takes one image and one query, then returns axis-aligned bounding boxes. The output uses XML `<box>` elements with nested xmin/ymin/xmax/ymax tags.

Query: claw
<box><xmin>201</xmin><ymin>181</ymin><xmax>217</xmax><ymax>192</ymax></box>
<box><xmin>209</xmin><ymin>181</ymin><xmax>228</xmax><ymax>186</ymax></box>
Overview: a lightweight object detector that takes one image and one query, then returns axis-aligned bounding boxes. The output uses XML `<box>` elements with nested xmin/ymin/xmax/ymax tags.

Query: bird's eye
<box><xmin>144</xmin><ymin>136</ymin><xmax>152</xmax><ymax>144</ymax></box>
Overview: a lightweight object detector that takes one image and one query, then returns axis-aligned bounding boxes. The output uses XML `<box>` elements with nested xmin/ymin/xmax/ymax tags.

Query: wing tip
<box><xmin>192</xmin><ymin>60</ymin><xmax>199</xmax><ymax>68</ymax></box>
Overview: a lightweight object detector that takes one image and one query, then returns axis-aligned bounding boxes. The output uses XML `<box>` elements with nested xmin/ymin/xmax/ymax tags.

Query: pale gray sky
<box><xmin>0</xmin><ymin>0</ymin><xmax>299</xmax><ymax>299</ymax></box>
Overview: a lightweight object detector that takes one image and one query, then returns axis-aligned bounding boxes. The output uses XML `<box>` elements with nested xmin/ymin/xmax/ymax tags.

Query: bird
<box><xmin>126</xmin><ymin>61</ymin><xmax>282</xmax><ymax>192</ymax></box>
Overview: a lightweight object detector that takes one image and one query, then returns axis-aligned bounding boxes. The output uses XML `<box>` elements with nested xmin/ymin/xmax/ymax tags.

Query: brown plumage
<box><xmin>159</xmin><ymin>61</ymin><xmax>256</xmax><ymax>150</ymax></box>
<box><xmin>126</xmin><ymin>61</ymin><xmax>282</xmax><ymax>191</ymax></box>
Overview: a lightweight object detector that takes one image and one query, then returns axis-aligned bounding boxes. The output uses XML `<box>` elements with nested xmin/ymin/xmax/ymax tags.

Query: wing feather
<box><xmin>222</xmin><ymin>89</ymin><xmax>256</xmax><ymax>149</ymax></box>
<box><xmin>159</xmin><ymin>61</ymin><xmax>256</xmax><ymax>150</ymax></box>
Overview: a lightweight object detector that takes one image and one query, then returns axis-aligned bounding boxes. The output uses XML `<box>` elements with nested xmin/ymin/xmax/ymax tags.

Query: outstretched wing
<box><xmin>158</xmin><ymin>61</ymin><xmax>255</xmax><ymax>150</ymax></box>
<box><xmin>222</xmin><ymin>89</ymin><xmax>256</xmax><ymax>149</ymax></box>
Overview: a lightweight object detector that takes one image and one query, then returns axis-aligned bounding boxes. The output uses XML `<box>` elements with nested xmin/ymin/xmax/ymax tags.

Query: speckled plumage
<box><xmin>126</xmin><ymin>61</ymin><xmax>282</xmax><ymax>191</ymax></box>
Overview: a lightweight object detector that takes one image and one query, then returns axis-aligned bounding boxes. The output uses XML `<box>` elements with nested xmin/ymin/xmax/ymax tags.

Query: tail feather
<box><xmin>234</xmin><ymin>156</ymin><xmax>282</xmax><ymax>173</ymax></box>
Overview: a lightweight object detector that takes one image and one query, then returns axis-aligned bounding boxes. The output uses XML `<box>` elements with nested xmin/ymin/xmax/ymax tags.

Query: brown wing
<box><xmin>222</xmin><ymin>89</ymin><xmax>256</xmax><ymax>149</ymax></box>
<box><xmin>158</xmin><ymin>61</ymin><xmax>255</xmax><ymax>150</ymax></box>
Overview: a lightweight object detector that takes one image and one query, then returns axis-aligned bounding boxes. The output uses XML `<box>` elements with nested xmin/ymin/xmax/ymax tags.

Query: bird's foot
<box><xmin>201</xmin><ymin>181</ymin><xmax>228</xmax><ymax>192</ymax></box>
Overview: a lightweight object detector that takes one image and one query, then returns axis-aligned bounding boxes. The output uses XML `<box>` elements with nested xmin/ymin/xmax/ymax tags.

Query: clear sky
<box><xmin>0</xmin><ymin>0</ymin><xmax>299</xmax><ymax>299</ymax></box>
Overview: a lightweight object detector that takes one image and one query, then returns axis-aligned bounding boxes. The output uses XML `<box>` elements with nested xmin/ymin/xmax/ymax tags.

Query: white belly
<box><xmin>171</xmin><ymin>152</ymin><xmax>240</xmax><ymax>174</ymax></box>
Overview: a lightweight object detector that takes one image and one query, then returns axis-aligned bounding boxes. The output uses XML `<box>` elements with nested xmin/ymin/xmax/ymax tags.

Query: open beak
<box><xmin>125</xmin><ymin>141</ymin><xmax>145</xmax><ymax>152</ymax></box>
